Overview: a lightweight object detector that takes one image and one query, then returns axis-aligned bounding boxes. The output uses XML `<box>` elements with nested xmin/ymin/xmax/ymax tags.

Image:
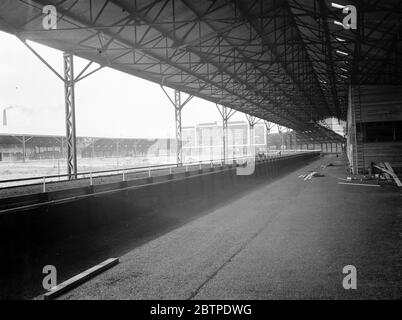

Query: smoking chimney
<box><xmin>2</xmin><ymin>109</ymin><xmax>7</xmax><ymax>126</ymax></box>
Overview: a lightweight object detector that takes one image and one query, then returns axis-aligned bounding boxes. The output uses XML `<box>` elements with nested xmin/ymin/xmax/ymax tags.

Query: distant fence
<box><xmin>0</xmin><ymin>150</ymin><xmax>317</xmax><ymax>189</ymax></box>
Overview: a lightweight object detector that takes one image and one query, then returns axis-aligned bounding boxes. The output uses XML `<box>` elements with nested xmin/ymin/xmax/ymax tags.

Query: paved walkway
<box><xmin>59</xmin><ymin>155</ymin><xmax>402</xmax><ymax>299</ymax></box>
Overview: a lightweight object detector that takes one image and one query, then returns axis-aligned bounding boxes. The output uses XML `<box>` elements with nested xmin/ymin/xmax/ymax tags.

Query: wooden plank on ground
<box><xmin>338</xmin><ymin>182</ymin><xmax>380</xmax><ymax>187</ymax></box>
<box><xmin>43</xmin><ymin>257</ymin><xmax>119</xmax><ymax>300</ymax></box>
<box><xmin>384</xmin><ymin>162</ymin><xmax>402</xmax><ymax>187</ymax></box>
<box><xmin>373</xmin><ymin>165</ymin><xmax>393</xmax><ymax>176</ymax></box>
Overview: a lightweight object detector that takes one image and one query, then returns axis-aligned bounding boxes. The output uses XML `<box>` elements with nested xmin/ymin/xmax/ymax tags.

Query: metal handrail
<box><xmin>0</xmin><ymin>151</ymin><xmax>320</xmax><ymax>216</ymax></box>
<box><xmin>0</xmin><ymin>156</ymin><xmax>249</xmax><ymax>185</ymax></box>
<box><xmin>0</xmin><ymin>150</ymin><xmax>319</xmax><ymax>188</ymax></box>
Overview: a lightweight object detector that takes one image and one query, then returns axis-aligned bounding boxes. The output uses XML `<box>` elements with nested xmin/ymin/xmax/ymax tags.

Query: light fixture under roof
<box><xmin>331</xmin><ymin>3</ymin><xmax>346</xmax><ymax>9</ymax></box>
<box><xmin>336</xmin><ymin>50</ymin><xmax>349</xmax><ymax>56</ymax></box>
<box><xmin>336</xmin><ymin>37</ymin><xmax>346</xmax><ymax>42</ymax></box>
<box><xmin>334</xmin><ymin>20</ymin><xmax>344</xmax><ymax>27</ymax></box>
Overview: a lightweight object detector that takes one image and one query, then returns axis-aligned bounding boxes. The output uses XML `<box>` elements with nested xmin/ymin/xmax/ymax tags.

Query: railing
<box><xmin>0</xmin><ymin>150</ymin><xmax>320</xmax><ymax>190</ymax></box>
<box><xmin>0</xmin><ymin>157</ymin><xmax>240</xmax><ymax>189</ymax></box>
<box><xmin>0</xmin><ymin>151</ymin><xmax>321</xmax><ymax>215</ymax></box>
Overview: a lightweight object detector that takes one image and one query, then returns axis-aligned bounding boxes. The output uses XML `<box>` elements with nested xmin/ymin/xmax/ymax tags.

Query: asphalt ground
<box><xmin>56</xmin><ymin>155</ymin><xmax>402</xmax><ymax>299</ymax></box>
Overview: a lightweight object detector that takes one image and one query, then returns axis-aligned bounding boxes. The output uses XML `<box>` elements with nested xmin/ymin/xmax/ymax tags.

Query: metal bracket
<box><xmin>63</xmin><ymin>53</ymin><xmax>78</xmax><ymax>179</ymax></box>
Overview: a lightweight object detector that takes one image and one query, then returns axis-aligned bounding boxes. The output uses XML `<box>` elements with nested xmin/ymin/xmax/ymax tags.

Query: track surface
<box><xmin>57</xmin><ymin>155</ymin><xmax>402</xmax><ymax>300</ymax></box>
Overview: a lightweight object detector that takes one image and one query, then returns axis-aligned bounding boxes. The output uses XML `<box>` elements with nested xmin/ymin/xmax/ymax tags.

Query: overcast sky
<box><xmin>0</xmin><ymin>31</ymin><xmax>254</xmax><ymax>139</ymax></box>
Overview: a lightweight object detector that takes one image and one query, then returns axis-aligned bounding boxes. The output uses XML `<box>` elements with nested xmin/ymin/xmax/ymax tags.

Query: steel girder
<box><xmin>245</xmin><ymin>115</ymin><xmax>261</xmax><ymax>155</ymax></box>
<box><xmin>63</xmin><ymin>53</ymin><xmax>78</xmax><ymax>179</ymax></box>
<box><xmin>264</xmin><ymin>121</ymin><xmax>274</xmax><ymax>153</ymax></box>
<box><xmin>222</xmin><ymin>107</ymin><xmax>228</xmax><ymax>162</ymax></box>
<box><xmin>174</xmin><ymin>90</ymin><xmax>183</xmax><ymax>165</ymax></box>
<box><xmin>216</xmin><ymin>104</ymin><xmax>236</xmax><ymax>163</ymax></box>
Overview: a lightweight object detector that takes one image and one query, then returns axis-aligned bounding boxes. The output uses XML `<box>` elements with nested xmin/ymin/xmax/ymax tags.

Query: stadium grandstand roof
<box><xmin>0</xmin><ymin>0</ymin><xmax>400</xmax><ymax>142</ymax></box>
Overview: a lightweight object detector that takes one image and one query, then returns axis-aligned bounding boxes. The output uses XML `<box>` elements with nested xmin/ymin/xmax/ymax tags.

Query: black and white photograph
<box><xmin>0</xmin><ymin>0</ymin><xmax>401</xmax><ymax>309</ymax></box>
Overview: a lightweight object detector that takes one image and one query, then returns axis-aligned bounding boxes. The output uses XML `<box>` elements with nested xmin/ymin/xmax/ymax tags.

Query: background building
<box><xmin>0</xmin><ymin>133</ymin><xmax>176</xmax><ymax>163</ymax></box>
<box><xmin>182</xmin><ymin>121</ymin><xmax>286</xmax><ymax>162</ymax></box>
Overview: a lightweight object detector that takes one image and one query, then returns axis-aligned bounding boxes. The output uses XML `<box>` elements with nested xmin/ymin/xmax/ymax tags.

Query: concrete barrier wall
<box><xmin>1</xmin><ymin>152</ymin><xmax>320</xmax><ymax>252</ymax></box>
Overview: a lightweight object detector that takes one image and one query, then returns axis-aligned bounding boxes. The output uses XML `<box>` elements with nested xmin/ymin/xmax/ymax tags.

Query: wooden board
<box><xmin>43</xmin><ymin>258</ymin><xmax>119</xmax><ymax>300</ymax></box>
<box><xmin>384</xmin><ymin>162</ymin><xmax>402</xmax><ymax>187</ymax></box>
<box><xmin>338</xmin><ymin>182</ymin><xmax>380</xmax><ymax>187</ymax></box>
<box><xmin>374</xmin><ymin>164</ymin><xmax>402</xmax><ymax>187</ymax></box>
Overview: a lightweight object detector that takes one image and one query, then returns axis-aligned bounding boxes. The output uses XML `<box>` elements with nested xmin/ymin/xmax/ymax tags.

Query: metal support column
<box><xmin>264</xmin><ymin>121</ymin><xmax>273</xmax><ymax>155</ymax></box>
<box><xmin>284</xmin><ymin>132</ymin><xmax>288</xmax><ymax>150</ymax></box>
<box><xmin>116</xmin><ymin>139</ymin><xmax>120</xmax><ymax>157</ymax></box>
<box><xmin>289</xmin><ymin>133</ymin><xmax>292</xmax><ymax>150</ymax></box>
<box><xmin>222</xmin><ymin>107</ymin><xmax>228</xmax><ymax>163</ymax></box>
<box><xmin>216</xmin><ymin>104</ymin><xmax>236</xmax><ymax>164</ymax></box>
<box><xmin>277</xmin><ymin>125</ymin><xmax>284</xmax><ymax>151</ymax></box>
<box><xmin>222</xmin><ymin>107</ymin><xmax>229</xmax><ymax>163</ymax></box>
<box><xmin>161</xmin><ymin>86</ymin><xmax>193</xmax><ymax>167</ymax></box>
<box><xmin>13</xmin><ymin>135</ymin><xmax>33</xmax><ymax>163</ymax></box>
<box><xmin>63</xmin><ymin>53</ymin><xmax>78</xmax><ymax>179</ymax></box>
<box><xmin>92</xmin><ymin>138</ymin><xmax>95</xmax><ymax>158</ymax></box>
<box><xmin>22</xmin><ymin>136</ymin><xmax>26</xmax><ymax>163</ymax></box>
<box><xmin>292</xmin><ymin>132</ymin><xmax>295</xmax><ymax>150</ymax></box>
<box><xmin>249</xmin><ymin>123</ymin><xmax>255</xmax><ymax>157</ymax></box>
<box><xmin>174</xmin><ymin>90</ymin><xmax>182</xmax><ymax>165</ymax></box>
<box><xmin>246</xmin><ymin>115</ymin><xmax>260</xmax><ymax>158</ymax></box>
